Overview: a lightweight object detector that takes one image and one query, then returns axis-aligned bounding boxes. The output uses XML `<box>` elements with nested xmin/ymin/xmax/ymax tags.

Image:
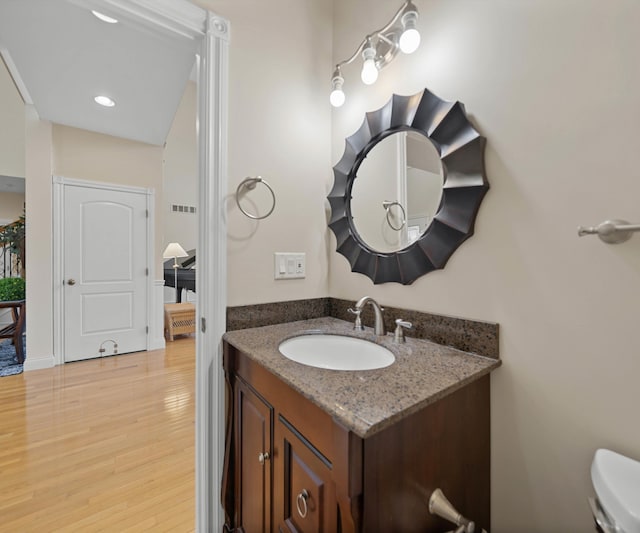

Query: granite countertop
<box><xmin>223</xmin><ymin>316</ymin><xmax>501</xmax><ymax>438</ymax></box>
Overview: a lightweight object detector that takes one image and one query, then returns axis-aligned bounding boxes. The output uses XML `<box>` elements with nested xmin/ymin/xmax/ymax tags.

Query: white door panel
<box><xmin>64</xmin><ymin>185</ymin><xmax>148</xmax><ymax>362</ymax></box>
<box><xmin>81</xmin><ymin>292</ymin><xmax>133</xmax><ymax>333</ymax></box>
<box><xmin>81</xmin><ymin>202</ymin><xmax>135</xmax><ymax>282</ymax></box>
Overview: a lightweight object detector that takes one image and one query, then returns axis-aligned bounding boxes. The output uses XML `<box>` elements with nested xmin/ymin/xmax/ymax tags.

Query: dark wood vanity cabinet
<box><xmin>233</xmin><ymin>380</ymin><xmax>273</xmax><ymax>532</ymax></box>
<box><xmin>222</xmin><ymin>341</ymin><xmax>491</xmax><ymax>533</ymax></box>
<box><xmin>274</xmin><ymin>417</ymin><xmax>338</xmax><ymax>532</ymax></box>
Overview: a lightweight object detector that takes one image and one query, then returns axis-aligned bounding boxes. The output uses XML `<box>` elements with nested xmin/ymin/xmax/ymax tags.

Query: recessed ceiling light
<box><xmin>94</xmin><ymin>95</ymin><xmax>116</xmax><ymax>107</ymax></box>
<box><xmin>91</xmin><ymin>10</ymin><xmax>118</xmax><ymax>24</ymax></box>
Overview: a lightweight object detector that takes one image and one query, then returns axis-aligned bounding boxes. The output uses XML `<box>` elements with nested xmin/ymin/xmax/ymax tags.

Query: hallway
<box><xmin>0</xmin><ymin>337</ymin><xmax>195</xmax><ymax>532</ymax></box>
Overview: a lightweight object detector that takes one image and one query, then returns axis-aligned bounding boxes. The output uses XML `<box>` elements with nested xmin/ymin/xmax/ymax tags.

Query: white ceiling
<box><xmin>0</xmin><ymin>0</ymin><xmax>203</xmax><ymax>146</ymax></box>
<box><xmin>0</xmin><ymin>175</ymin><xmax>26</xmax><ymax>194</ymax></box>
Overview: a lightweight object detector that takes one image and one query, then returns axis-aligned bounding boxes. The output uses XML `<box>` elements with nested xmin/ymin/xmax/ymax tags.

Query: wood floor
<box><xmin>0</xmin><ymin>337</ymin><xmax>196</xmax><ymax>532</ymax></box>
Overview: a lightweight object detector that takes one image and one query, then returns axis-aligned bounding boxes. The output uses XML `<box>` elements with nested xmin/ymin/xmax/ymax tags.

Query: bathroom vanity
<box><xmin>222</xmin><ymin>317</ymin><xmax>500</xmax><ymax>532</ymax></box>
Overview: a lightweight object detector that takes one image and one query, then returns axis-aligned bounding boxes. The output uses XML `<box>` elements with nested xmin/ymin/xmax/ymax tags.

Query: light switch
<box><xmin>274</xmin><ymin>252</ymin><xmax>306</xmax><ymax>279</ymax></box>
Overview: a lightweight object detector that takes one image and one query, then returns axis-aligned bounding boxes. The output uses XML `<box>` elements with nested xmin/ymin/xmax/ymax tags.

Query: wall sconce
<box><xmin>330</xmin><ymin>0</ymin><xmax>421</xmax><ymax>107</ymax></box>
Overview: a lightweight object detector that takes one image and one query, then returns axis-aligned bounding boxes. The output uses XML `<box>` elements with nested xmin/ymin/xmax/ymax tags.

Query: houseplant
<box><xmin>0</xmin><ymin>277</ymin><xmax>25</xmax><ymax>301</ymax></box>
<box><xmin>0</xmin><ymin>211</ymin><xmax>25</xmax><ymax>279</ymax></box>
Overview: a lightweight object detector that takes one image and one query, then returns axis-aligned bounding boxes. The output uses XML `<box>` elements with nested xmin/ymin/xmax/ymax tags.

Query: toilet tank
<box><xmin>590</xmin><ymin>448</ymin><xmax>640</xmax><ymax>533</ymax></box>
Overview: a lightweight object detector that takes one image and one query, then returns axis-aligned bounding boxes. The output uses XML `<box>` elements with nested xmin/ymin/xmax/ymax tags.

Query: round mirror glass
<box><xmin>351</xmin><ymin>131</ymin><xmax>444</xmax><ymax>253</ymax></box>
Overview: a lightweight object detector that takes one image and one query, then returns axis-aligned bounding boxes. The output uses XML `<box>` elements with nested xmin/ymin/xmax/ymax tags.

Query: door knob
<box><xmin>258</xmin><ymin>451</ymin><xmax>270</xmax><ymax>465</ymax></box>
<box><xmin>67</xmin><ymin>279</ymin><xmax>76</xmax><ymax>286</ymax></box>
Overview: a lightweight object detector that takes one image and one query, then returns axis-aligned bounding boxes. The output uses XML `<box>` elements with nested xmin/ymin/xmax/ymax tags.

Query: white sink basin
<box><xmin>279</xmin><ymin>334</ymin><xmax>395</xmax><ymax>371</ymax></box>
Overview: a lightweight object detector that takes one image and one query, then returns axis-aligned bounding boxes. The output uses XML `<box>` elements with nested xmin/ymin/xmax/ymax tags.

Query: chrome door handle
<box><xmin>258</xmin><ymin>451</ymin><xmax>270</xmax><ymax>465</ymax></box>
<box><xmin>66</xmin><ymin>279</ymin><xmax>76</xmax><ymax>286</ymax></box>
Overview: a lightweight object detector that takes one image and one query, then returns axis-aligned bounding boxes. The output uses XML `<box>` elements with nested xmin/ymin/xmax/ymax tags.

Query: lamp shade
<box><xmin>163</xmin><ymin>242</ymin><xmax>188</xmax><ymax>259</ymax></box>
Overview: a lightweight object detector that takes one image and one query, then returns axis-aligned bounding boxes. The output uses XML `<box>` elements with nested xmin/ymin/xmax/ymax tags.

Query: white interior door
<box><xmin>63</xmin><ymin>184</ymin><xmax>148</xmax><ymax>362</ymax></box>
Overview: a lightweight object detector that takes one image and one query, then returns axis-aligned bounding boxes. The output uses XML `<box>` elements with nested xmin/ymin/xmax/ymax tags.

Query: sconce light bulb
<box><xmin>399</xmin><ymin>28</ymin><xmax>420</xmax><ymax>54</ymax></box>
<box><xmin>330</xmin><ymin>88</ymin><xmax>346</xmax><ymax>107</ymax></box>
<box><xmin>361</xmin><ymin>43</ymin><xmax>379</xmax><ymax>85</ymax></box>
<box><xmin>399</xmin><ymin>11</ymin><xmax>421</xmax><ymax>54</ymax></box>
<box><xmin>361</xmin><ymin>58</ymin><xmax>378</xmax><ymax>85</ymax></box>
<box><xmin>330</xmin><ymin>72</ymin><xmax>346</xmax><ymax>107</ymax></box>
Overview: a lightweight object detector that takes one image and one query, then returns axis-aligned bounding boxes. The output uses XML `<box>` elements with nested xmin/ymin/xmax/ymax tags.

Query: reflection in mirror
<box><xmin>351</xmin><ymin>131</ymin><xmax>443</xmax><ymax>253</ymax></box>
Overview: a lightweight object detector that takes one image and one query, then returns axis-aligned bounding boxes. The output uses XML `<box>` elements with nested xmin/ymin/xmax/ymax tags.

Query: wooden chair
<box><xmin>0</xmin><ymin>300</ymin><xmax>26</xmax><ymax>363</ymax></box>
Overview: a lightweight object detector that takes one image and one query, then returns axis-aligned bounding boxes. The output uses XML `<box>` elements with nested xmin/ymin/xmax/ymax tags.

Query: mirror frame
<box><xmin>328</xmin><ymin>88</ymin><xmax>489</xmax><ymax>285</ymax></box>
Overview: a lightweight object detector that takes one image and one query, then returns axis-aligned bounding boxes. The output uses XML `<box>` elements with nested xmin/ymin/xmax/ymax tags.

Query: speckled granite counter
<box><xmin>223</xmin><ymin>316</ymin><xmax>501</xmax><ymax>438</ymax></box>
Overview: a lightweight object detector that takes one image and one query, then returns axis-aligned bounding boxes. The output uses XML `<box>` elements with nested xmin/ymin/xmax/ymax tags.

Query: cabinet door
<box><xmin>235</xmin><ymin>380</ymin><xmax>273</xmax><ymax>533</ymax></box>
<box><xmin>274</xmin><ymin>416</ymin><xmax>337</xmax><ymax>533</ymax></box>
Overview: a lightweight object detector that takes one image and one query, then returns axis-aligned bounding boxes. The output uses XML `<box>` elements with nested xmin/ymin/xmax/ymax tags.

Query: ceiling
<box><xmin>0</xmin><ymin>175</ymin><xmax>26</xmax><ymax>194</ymax></box>
<box><xmin>0</xmin><ymin>0</ymin><xmax>203</xmax><ymax>146</ymax></box>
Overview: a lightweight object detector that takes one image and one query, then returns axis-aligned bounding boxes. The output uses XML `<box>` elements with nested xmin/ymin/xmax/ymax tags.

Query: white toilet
<box><xmin>590</xmin><ymin>448</ymin><xmax>640</xmax><ymax>533</ymax></box>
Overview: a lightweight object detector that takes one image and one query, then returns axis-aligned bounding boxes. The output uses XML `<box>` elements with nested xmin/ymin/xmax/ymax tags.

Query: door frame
<box><xmin>195</xmin><ymin>12</ymin><xmax>229</xmax><ymax>531</ymax></box>
<box><xmin>52</xmin><ymin>175</ymin><xmax>155</xmax><ymax>366</ymax></box>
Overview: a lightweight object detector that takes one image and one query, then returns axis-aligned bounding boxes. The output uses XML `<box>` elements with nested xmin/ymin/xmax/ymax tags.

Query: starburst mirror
<box><xmin>328</xmin><ymin>88</ymin><xmax>489</xmax><ymax>284</ymax></box>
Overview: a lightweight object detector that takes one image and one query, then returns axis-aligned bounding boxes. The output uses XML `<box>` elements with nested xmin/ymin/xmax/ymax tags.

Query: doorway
<box><xmin>1</xmin><ymin>3</ymin><xmax>230</xmax><ymax>529</ymax></box>
<box><xmin>0</xmin><ymin>58</ymin><xmax>26</xmax><ymax>351</ymax></box>
<box><xmin>56</xmin><ymin>180</ymin><xmax>152</xmax><ymax>362</ymax></box>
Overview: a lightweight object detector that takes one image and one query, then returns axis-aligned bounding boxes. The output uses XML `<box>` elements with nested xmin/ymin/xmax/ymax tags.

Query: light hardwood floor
<box><xmin>0</xmin><ymin>337</ymin><xmax>195</xmax><ymax>532</ymax></box>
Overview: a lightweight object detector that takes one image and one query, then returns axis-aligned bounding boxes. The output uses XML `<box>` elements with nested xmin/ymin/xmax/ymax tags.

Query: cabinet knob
<box><xmin>66</xmin><ymin>278</ymin><xmax>76</xmax><ymax>286</ymax></box>
<box><xmin>296</xmin><ymin>489</ymin><xmax>309</xmax><ymax>518</ymax></box>
<box><xmin>258</xmin><ymin>451</ymin><xmax>270</xmax><ymax>465</ymax></box>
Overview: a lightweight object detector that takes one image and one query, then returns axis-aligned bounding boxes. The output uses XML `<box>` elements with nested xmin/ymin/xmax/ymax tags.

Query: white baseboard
<box><xmin>149</xmin><ymin>336</ymin><xmax>166</xmax><ymax>351</ymax></box>
<box><xmin>24</xmin><ymin>354</ymin><xmax>55</xmax><ymax>371</ymax></box>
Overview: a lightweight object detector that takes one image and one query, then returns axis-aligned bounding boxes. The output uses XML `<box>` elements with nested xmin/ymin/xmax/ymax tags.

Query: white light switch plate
<box><xmin>274</xmin><ymin>252</ymin><xmax>305</xmax><ymax>279</ymax></box>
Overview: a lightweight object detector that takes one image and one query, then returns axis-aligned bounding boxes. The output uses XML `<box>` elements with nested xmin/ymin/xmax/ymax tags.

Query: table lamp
<box><xmin>163</xmin><ymin>242</ymin><xmax>188</xmax><ymax>303</ymax></box>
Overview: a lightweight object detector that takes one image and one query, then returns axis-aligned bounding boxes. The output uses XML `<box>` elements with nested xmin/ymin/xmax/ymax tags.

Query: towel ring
<box><xmin>236</xmin><ymin>176</ymin><xmax>276</xmax><ymax>220</ymax></box>
<box><xmin>382</xmin><ymin>200</ymin><xmax>406</xmax><ymax>231</ymax></box>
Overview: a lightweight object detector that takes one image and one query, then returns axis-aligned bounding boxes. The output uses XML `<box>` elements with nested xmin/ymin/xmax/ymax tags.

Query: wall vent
<box><xmin>170</xmin><ymin>204</ymin><xmax>196</xmax><ymax>214</ymax></box>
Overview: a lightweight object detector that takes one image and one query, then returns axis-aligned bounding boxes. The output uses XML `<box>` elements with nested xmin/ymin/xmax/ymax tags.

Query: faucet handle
<box><xmin>394</xmin><ymin>318</ymin><xmax>412</xmax><ymax>343</ymax></box>
<box><xmin>348</xmin><ymin>308</ymin><xmax>365</xmax><ymax>330</ymax></box>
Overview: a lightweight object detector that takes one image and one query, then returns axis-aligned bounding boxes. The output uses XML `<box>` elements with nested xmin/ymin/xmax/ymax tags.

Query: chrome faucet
<box><xmin>350</xmin><ymin>296</ymin><xmax>386</xmax><ymax>336</ymax></box>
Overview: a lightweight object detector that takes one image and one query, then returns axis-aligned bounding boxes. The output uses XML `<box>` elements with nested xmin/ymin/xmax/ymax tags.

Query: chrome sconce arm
<box><xmin>329</xmin><ymin>0</ymin><xmax>421</xmax><ymax>107</ymax></box>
